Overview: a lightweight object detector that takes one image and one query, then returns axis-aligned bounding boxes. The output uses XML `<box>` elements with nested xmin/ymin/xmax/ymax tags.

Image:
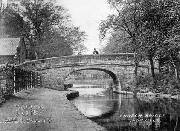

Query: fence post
<box><xmin>37</xmin><ymin>73</ymin><xmax>41</xmax><ymax>88</ymax></box>
<box><xmin>13</xmin><ymin>66</ymin><xmax>16</xmax><ymax>94</ymax></box>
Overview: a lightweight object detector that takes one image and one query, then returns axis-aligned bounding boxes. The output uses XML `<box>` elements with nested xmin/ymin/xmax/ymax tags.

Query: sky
<box><xmin>57</xmin><ymin>0</ymin><xmax>112</xmax><ymax>54</ymax></box>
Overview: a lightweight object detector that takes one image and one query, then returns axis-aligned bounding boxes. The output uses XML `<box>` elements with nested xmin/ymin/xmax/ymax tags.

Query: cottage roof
<box><xmin>0</xmin><ymin>38</ymin><xmax>20</xmax><ymax>55</ymax></box>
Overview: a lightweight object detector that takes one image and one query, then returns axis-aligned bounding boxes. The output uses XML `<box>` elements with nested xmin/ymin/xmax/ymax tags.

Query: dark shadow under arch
<box><xmin>64</xmin><ymin>67</ymin><xmax>119</xmax><ymax>85</ymax></box>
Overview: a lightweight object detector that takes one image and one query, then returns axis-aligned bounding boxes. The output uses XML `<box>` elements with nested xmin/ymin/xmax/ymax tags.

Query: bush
<box><xmin>136</xmin><ymin>72</ymin><xmax>180</xmax><ymax>94</ymax></box>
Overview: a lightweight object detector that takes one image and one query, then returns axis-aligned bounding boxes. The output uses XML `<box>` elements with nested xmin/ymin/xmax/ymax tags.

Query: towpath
<box><xmin>0</xmin><ymin>88</ymin><xmax>106</xmax><ymax>131</ymax></box>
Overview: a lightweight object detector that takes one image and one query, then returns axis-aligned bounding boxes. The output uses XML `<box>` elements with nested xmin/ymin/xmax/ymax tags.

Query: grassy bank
<box><xmin>123</xmin><ymin>73</ymin><xmax>180</xmax><ymax>96</ymax></box>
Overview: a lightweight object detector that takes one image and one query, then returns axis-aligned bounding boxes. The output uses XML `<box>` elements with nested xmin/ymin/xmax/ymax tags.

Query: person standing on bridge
<box><xmin>93</xmin><ymin>48</ymin><xmax>99</xmax><ymax>54</ymax></box>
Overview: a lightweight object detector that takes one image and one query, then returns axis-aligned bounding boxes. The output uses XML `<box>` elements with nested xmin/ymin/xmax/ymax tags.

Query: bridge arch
<box><xmin>64</xmin><ymin>67</ymin><xmax>119</xmax><ymax>86</ymax></box>
<box><xmin>16</xmin><ymin>53</ymin><xmax>142</xmax><ymax>91</ymax></box>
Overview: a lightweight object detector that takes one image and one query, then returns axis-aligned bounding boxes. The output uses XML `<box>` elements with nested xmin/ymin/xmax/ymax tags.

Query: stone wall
<box><xmin>0</xmin><ymin>65</ymin><xmax>14</xmax><ymax>103</ymax></box>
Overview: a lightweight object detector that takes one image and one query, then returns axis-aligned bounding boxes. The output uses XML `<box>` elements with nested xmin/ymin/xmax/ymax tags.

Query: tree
<box><xmin>3</xmin><ymin>0</ymin><xmax>86</xmax><ymax>59</ymax></box>
<box><xmin>140</xmin><ymin>0</ymin><xmax>180</xmax><ymax>82</ymax></box>
<box><xmin>38</xmin><ymin>26</ymin><xmax>87</xmax><ymax>58</ymax></box>
<box><xmin>102</xmin><ymin>30</ymin><xmax>133</xmax><ymax>53</ymax></box>
<box><xmin>100</xmin><ymin>0</ymin><xmax>180</xmax><ymax>85</ymax></box>
<box><xmin>99</xmin><ymin>0</ymin><xmax>145</xmax><ymax>92</ymax></box>
<box><xmin>57</xmin><ymin>26</ymin><xmax>87</xmax><ymax>54</ymax></box>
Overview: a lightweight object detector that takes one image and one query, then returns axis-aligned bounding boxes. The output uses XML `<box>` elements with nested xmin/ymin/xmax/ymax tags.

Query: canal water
<box><xmin>70</xmin><ymin>84</ymin><xmax>180</xmax><ymax>131</ymax></box>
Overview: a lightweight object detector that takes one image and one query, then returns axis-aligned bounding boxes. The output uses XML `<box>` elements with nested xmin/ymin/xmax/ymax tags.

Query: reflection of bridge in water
<box><xmin>17</xmin><ymin>53</ymin><xmax>149</xmax><ymax>91</ymax></box>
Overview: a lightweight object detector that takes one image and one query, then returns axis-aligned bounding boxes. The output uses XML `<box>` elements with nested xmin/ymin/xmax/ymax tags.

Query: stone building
<box><xmin>16</xmin><ymin>37</ymin><xmax>32</xmax><ymax>64</ymax></box>
<box><xmin>0</xmin><ymin>0</ymin><xmax>27</xmax><ymax>65</ymax></box>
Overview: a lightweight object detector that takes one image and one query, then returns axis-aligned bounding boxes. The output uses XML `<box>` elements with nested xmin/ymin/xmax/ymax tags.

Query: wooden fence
<box><xmin>0</xmin><ymin>64</ymin><xmax>41</xmax><ymax>101</ymax></box>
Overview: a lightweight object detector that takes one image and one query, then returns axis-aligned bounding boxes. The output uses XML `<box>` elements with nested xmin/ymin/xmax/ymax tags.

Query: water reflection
<box><xmin>70</xmin><ymin>84</ymin><xmax>118</xmax><ymax>118</ymax></box>
<box><xmin>70</xmin><ymin>84</ymin><xmax>180</xmax><ymax>131</ymax></box>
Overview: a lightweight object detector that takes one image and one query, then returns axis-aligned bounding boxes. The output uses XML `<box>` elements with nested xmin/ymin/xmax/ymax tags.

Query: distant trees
<box><xmin>101</xmin><ymin>31</ymin><xmax>133</xmax><ymax>53</ymax></box>
<box><xmin>100</xmin><ymin>0</ymin><xmax>180</xmax><ymax>84</ymax></box>
<box><xmin>3</xmin><ymin>0</ymin><xmax>86</xmax><ymax>59</ymax></box>
<box><xmin>38</xmin><ymin>26</ymin><xmax>87</xmax><ymax>57</ymax></box>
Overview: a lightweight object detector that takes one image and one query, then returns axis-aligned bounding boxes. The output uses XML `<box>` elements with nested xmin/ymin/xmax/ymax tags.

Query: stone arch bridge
<box><xmin>16</xmin><ymin>53</ymin><xmax>149</xmax><ymax>91</ymax></box>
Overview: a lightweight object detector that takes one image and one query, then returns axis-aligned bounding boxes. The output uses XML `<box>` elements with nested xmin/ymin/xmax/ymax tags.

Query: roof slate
<box><xmin>0</xmin><ymin>38</ymin><xmax>20</xmax><ymax>55</ymax></box>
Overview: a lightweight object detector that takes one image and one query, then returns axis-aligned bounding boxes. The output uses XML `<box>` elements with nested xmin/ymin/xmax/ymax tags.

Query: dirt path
<box><xmin>0</xmin><ymin>88</ymin><xmax>106</xmax><ymax>131</ymax></box>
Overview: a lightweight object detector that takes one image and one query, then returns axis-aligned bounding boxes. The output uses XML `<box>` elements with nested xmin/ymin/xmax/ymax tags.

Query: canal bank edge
<box><xmin>42</xmin><ymin>87</ymin><xmax>108</xmax><ymax>131</ymax></box>
<box><xmin>114</xmin><ymin>90</ymin><xmax>180</xmax><ymax>99</ymax></box>
<box><xmin>64</xmin><ymin>89</ymin><xmax>108</xmax><ymax>131</ymax></box>
<box><xmin>43</xmin><ymin>87</ymin><xmax>108</xmax><ymax>131</ymax></box>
